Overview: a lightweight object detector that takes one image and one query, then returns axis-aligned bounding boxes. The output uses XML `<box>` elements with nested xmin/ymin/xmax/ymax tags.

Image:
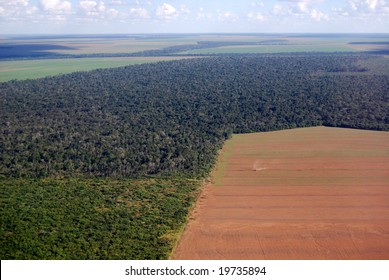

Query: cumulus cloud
<box><xmin>77</xmin><ymin>0</ymin><xmax>121</xmax><ymax>20</ymax></box>
<box><xmin>129</xmin><ymin>7</ymin><xmax>149</xmax><ymax>18</ymax></box>
<box><xmin>367</xmin><ymin>0</ymin><xmax>380</xmax><ymax>10</ymax></box>
<box><xmin>79</xmin><ymin>1</ymin><xmax>97</xmax><ymax>13</ymax></box>
<box><xmin>248</xmin><ymin>11</ymin><xmax>266</xmax><ymax>21</ymax></box>
<box><xmin>272</xmin><ymin>3</ymin><xmax>293</xmax><ymax>15</ymax></box>
<box><xmin>0</xmin><ymin>0</ymin><xmax>29</xmax><ymax>17</ymax></box>
<box><xmin>279</xmin><ymin>0</ymin><xmax>324</xmax><ymax>3</ymax></box>
<box><xmin>26</xmin><ymin>6</ymin><xmax>39</xmax><ymax>15</ymax></box>
<box><xmin>274</xmin><ymin>0</ymin><xmax>329</xmax><ymax>21</ymax></box>
<box><xmin>180</xmin><ymin>4</ymin><xmax>190</xmax><ymax>15</ymax></box>
<box><xmin>0</xmin><ymin>0</ymin><xmax>29</xmax><ymax>7</ymax></box>
<box><xmin>310</xmin><ymin>8</ymin><xmax>329</xmax><ymax>20</ymax></box>
<box><xmin>348</xmin><ymin>0</ymin><xmax>388</xmax><ymax>13</ymax></box>
<box><xmin>156</xmin><ymin>3</ymin><xmax>178</xmax><ymax>20</ymax></box>
<box><xmin>196</xmin><ymin>7</ymin><xmax>212</xmax><ymax>20</ymax></box>
<box><xmin>40</xmin><ymin>0</ymin><xmax>72</xmax><ymax>13</ymax></box>
<box><xmin>106</xmin><ymin>7</ymin><xmax>118</xmax><ymax>17</ymax></box>
<box><xmin>0</xmin><ymin>0</ymin><xmax>388</xmax><ymax>33</ymax></box>
<box><xmin>109</xmin><ymin>0</ymin><xmax>125</xmax><ymax>5</ymax></box>
<box><xmin>331</xmin><ymin>7</ymin><xmax>350</xmax><ymax>16</ymax></box>
<box><xmin>218</xmin><ymin>11</ymin><xmax>239</xmax><ymax>22</ymax></box>
<box><xmin>78</xmin><ymin>0</ymin><xmax>121</xmax><ymax>18</ymax></box>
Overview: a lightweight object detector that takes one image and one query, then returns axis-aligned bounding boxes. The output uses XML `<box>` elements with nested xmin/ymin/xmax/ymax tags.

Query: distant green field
<box><xmin>181</xmin><ymin>44</ymin><xmax>357</xmax><ymax>55</ymax></box>
<box><xmin>0</xmin><ymin>57</ymin><xmax>190</xmax><ymax>82</ymax></box>
<box><xmin>2</xmin><ymin>34</ymin><xmax>387</xmax><ymax>82</ymax></box>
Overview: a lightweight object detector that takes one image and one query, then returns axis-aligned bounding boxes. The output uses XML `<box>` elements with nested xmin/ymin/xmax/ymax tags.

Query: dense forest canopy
<box><xmin>1</xmin><ymin>54</ymin><xmax>388</xmax><ymax>178</ymax></box>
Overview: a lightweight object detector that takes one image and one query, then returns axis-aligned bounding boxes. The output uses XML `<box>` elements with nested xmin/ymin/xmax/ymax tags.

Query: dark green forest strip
<box><xmin>1</xmin><ymin>54</ymin><xmax>388</xmax><ymax>178</ymax></box>
<box><xmin>0</xmin><ymin>177</ymin><xmax>200</xmax><ymax>259</ymax></box>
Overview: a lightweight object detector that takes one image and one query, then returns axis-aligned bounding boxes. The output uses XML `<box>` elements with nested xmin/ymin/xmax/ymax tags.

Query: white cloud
<box><xmin>349</xmin><ymin>0</ymin><xmax>358</xmax><ymax>10</ymax></box>
<box><xmin>279</xmin><ymin>0</ymin><xmax>324</xmax><ymax>3</ymax></box>
<box><xmin>79</xmin><ymin>0</ymin><xmax>97</xmax><ymax>12</ymax></box>
<box><xmin>129</xmin><ymin>7</ymin><xmax>149</xmax><ymax>18</ymax></box>
<box><xmin>274</xmin><ymin>0</ymin><xmax>329</xmax><ymax>21</ymax></box>
<box><xmin>156</xmin><ymin>3</ymin><xmax>179</xmax><ymax>20</ymax></box>
<box><xmin>347</xmin><ymin>0</ymin><xmax>388</xmax><ymax>13</ymax></box>
<box><xmin>248</xmin><ymin>11</ymin><xmax>266</xmax><ymax>21</ymax></box>
<box><xmin>272</xmin><ymin>3</ymin><xmax>283</xmax><ymax>15</ymax></box>
<box><xmin>40</xmin><ymin>0</ymin><xmax>72</xmax><ymax>13</ymax></box>
<box><xmin>273</xmin><ymin>3</ymin><xmax>293</xmax><ymax>15</ymax></box>
<box><xmin>367</xmin><ymin>0</ymin><xmax>379</xmax><ymax>10</ymax></box>
<box><xmin>26</xmin><ymin>6</ymin><xmax>39</xmax><ymax>15</ymax></box>
<box><xmin>106</xmin><ymin>7</ymin><xmax>118</xmax><ymax>17</ymax></box>
<box><xmin>297</xmin><ymin>2</ymin><xmax>309</xmax><ymax>13</ymax></box>
<box><xmin>97</xmin><ymin>1</ymin><xmax>106</xmax><ymax>12</ymax></box>
<box><xmin>0</xmin><ymin>0</ymin><xmax>387</xmax><ymax>33</ymax></box>
<box><xmin>0</xmin><ymin>0</ymin><xmax>75</xmax><ymax>23</ymax></box>
<box><xmin>218</xmin><ymin>11</ymin><xmax>239</xmax><ymax>22</ymax></box>
<box><xmin>332</xmin><ymin>7</ymin><xmax>350</xmax><ymax>16</ymax></box>
<box><xmin>109</xmin><ymin>0</ymin><xmax>125</xmax><ymax>5</ymax></box>
<box><xmin>0</xmin><ymin>0</ymin><xmax>29</xmax><ymax>7</ymax></box>
<box><xmin>180</xmin><ymin>4</ymin><xmax>190</xmax><ymax>15</ymax></box>
<box><xmin>310</xmin><ymin>8</ymin><xmax>329</xmax><ymax>20</ymax></box>
<box><xmin>0</xmin><ymin>0</ymin><xmax>29</xmax><ymax>17</ymax></box>
<box><xmin>196</xmin><ymin>7</ymin><xmax>212</xmax><ymax>20</ymax></box>
<box><xmin>79</xmin><ymin>0</ymin><xmax>116</xmax><ymax>18</ymax></box>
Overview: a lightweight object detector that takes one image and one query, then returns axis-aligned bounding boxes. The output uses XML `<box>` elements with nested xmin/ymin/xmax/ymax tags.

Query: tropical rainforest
<box><xmin>1</xmin><ymin>54</ymin><xmax>388</xmax><ymax>178</ymax></box>
<box><xmin>1</xmin><ymin>53</ymin><xmax>388</xmax><ymax>259</ymax></box>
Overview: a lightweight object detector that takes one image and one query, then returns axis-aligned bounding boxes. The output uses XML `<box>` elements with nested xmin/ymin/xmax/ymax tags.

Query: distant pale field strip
<box><xmin>49</xmin><ymin>40</ymin><xmax>187</xmax><ymax>55</ymax></box>
<box><xmin>0</xmin><ymin>38</ymin><xmax>189</xmax><ymax>55</ymax></box>
<box><xmin>174</xmin><ymin>126</ymin><xmax>389</xmax><ymax>260</ymax></box>
<box><xmin>54</xmin><ymin>42</ymin><xmax>174</xmax><ymax>54</ymax></box>
<box><xmin>181</xmin><ymin>44</ymin><xmax>357</xmax><ymax>54</ymax></box>
<box><xmin>0</xmin><ymin>57</ymin><xmax>191</xmax><ymax>82</ymax></box>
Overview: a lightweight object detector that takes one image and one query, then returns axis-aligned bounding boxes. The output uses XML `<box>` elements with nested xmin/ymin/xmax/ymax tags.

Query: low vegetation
<box><xmin>0</xmin><ymin>177</ymin><xmax>199</xmax><ymax>259</ymax></box>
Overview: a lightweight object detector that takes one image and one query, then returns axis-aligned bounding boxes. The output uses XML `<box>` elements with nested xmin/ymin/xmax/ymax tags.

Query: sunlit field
<box><xmin>174</xmin><ymin>127</ymin><xmax>389</xmax><ymax>259</ymax></box>
<box><xmin>0</xmin><ymin>57</ymin><xmax>193</xmax><ymax>82</ymax></box>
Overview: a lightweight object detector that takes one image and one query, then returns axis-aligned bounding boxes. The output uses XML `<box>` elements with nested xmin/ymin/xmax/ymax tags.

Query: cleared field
<box><xmin>2</xmin><ymin>34</ymin><xmax>387</xmax><ymax>81</ymax></box>
<box><xmin>0</xmin><ymin>37</ymin><xmax>191</xmax><ymax>55</ymax></box>
<box><xmin>181</xmin><ymin>42</ymin><xmax>357</xmax><ymax>54</ymax></box>
<box><xmin>173</xmin><ymin>126</ymin><xmax>389</xmax><ymax>259</ymax></box>
<box><xmin>180</xmin><ymin>35</ymin><xmax>367</xmax><ymax>54</ymax></box>
<box><xmin>0</xmin><ymin>56</ymin><xmax>191</xmax><ymax>82</ymax></box>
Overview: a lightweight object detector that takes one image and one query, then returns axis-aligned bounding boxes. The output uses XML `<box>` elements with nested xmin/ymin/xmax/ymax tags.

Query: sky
<box><xmin>0</xmin><ymin>0</ymin><xmax>388</xmax><ymax>34</ymax></box>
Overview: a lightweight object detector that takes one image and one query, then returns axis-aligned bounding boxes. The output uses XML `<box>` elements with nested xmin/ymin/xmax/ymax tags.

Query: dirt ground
<box><xmin>173</xmin><ymin>127</ymin><xmax>389</xmax><ymax>259</ymax></box>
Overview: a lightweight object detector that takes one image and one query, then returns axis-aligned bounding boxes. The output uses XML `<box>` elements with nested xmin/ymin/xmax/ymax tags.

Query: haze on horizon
<box><xmin>0</xmin><ymin>0</ymin><xmax>388</xmax><ymax>34</ymax></box>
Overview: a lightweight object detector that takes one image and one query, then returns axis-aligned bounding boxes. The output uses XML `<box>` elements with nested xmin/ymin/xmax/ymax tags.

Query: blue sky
<box><xmin>0</xmin><ymin>0</ymin><xmax>388</xmax><ymax>34</ymax></box>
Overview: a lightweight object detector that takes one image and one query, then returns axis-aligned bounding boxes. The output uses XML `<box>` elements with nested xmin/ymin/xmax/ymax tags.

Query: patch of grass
<box><xmin>0</xmin><ymin>177</ymin><xmax>200</xmax><ymax>259</ymax></box>
<box><xmin>0</xmin><ymin>57</ymin><xmax>190</xmax><ymax>82</ymax></box>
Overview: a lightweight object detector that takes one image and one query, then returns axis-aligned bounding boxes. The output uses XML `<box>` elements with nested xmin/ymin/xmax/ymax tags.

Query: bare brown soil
<box><xmin>173</xmin><ymin>127</ymin><xmax>389</xmax><ymax>259</ymax></box>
